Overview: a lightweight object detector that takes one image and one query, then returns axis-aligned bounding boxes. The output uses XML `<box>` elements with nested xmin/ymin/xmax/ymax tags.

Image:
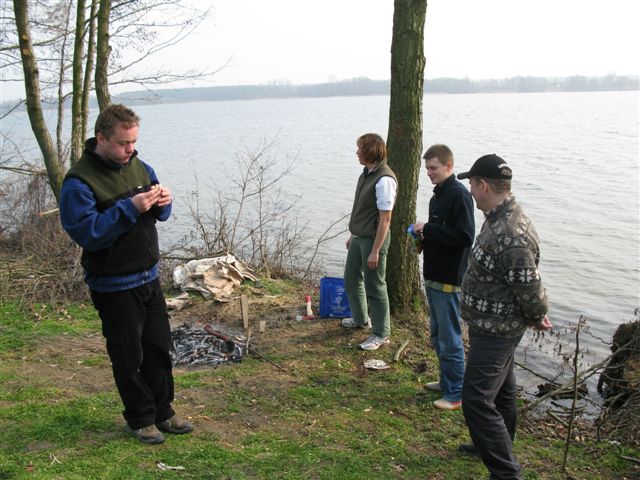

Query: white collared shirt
<box><xmin>375</xmin><ymin>176</ymin><xmax>397</xmax><ymax>211</ymax></box>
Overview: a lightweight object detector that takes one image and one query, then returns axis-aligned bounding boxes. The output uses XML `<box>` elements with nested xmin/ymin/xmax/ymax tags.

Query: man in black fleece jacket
<box><xmin>414</xmin><ymin>144</ymin><xmax>475</xmax><ymax>411</ymax></box>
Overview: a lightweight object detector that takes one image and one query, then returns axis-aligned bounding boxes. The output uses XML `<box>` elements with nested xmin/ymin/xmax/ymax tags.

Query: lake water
<box><xmin>3</xmin><ymin>91</ymin><xmax>639</xmax><ymax>397</ymax></box>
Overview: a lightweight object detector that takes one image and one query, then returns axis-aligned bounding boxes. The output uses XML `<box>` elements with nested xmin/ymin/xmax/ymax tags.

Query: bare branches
<box><xmin>0</xmin><ymin>165</ymin><xmax>47</xmax><ymax>176</ymax></box>
<box><xmin>561</xmin><ymin>316</ymin><xmax>585</xmax><ymax>475</ymax></box>
<box><xmin>104</xmin><ymin>0</ymin><xmax>219</xmax><ymax>91</ymax></box>
<box><xmin>303</xmin><ymin>213</ymin><xmax>350</xmax><ymax>280</ymax></box>
<box><xmin>170</xmin><ymin>137</ymin><xmax>341</xmax><ymax>282</ymax></box>
<box><xmin>2</xmin><ymin>0</ymin><xmax>221</xmax><ymax>204</ymax></box>
<box><xmin>0</xmin><ymin>99</ymin><xmax>25</xmax><ymax>120</ymax></box>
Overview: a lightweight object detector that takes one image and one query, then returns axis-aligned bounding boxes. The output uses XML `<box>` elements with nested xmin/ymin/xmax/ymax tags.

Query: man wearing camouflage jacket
<box><xmin>457</xmin><ymin>154</ymin><xmax>552</xmax><ymax>480</ymax></box>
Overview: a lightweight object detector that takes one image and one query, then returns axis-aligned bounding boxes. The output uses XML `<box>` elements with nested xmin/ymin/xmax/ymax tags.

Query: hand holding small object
<box><xmin>131</xmin><ymin>188</ymin><xmax>162</xmax><ymax>213</ymax></box>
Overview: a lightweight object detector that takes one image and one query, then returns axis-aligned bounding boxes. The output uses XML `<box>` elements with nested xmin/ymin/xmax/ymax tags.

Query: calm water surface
<box><xmin>4</xmin><ymin>91</ymin><xmax>639</xmax><ymax>395</ymax></box>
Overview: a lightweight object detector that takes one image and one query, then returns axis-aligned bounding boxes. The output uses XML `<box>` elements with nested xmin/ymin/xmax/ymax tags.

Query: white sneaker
<box><xmin>341</xmin><ymin>317</ymin><xmax>371</xmax><ymax>329</ymax></box>
<box><xmin>359</xmin><ymin>335</ymin><xmax>390</xmax><ymax>351</ymax></box>
<box><xmin>433</xmin><ymin>398</ymin><xmax>462</xmax><ymax>410</ymax></box>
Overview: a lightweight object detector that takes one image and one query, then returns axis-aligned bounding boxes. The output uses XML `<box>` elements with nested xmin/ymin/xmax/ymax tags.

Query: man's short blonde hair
<box><xmin>94</xmin><ymin>104</ymin><xmax>140</xmax><ymax>139</ymax></box>
<box><xmin>423</xmin><ymin>144</ymin><xmax>453</xmax><ymax>167</ymax></box>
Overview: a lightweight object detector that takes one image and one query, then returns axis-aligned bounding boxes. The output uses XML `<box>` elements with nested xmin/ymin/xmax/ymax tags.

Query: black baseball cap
<box><xmin>457</xmin><ymin>154</ymin><xmax>513</xmax><ymax>180</ymax></box>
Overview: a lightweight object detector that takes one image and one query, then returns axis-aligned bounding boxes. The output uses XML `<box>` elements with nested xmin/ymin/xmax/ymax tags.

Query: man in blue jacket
<box><xmin>60</xmin><ymin>104</ymin><xmax>192</xmax><ymax>444</ymax></box>
<box><xmin>414</xmin><ymin>144</ymin><xmax>475</xmax><ymax>410</ymax></box>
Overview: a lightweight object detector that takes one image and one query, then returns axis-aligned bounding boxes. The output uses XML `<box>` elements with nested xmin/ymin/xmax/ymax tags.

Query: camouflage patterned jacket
<box><xmin>460</xmin><ymin>195</ymin><xmax>548</xmax><ymax>337</ymax></box>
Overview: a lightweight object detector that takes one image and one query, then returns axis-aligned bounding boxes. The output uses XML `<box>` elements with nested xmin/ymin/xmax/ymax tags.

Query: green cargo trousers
<box><xmin>343</xmin><ymin>233</ymin><xmax>391</xmax><ymax>338</ymax></box>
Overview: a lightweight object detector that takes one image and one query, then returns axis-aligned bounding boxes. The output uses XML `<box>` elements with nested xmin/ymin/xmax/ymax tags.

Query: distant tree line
<box><xmin>426</xmin><ymin>75</ymin><xmax>639</xmax><ymax>94</ymax></box>
<box><xmin>108</xmin><ymin>75</ymin><xmax>639</xmax><ymax>106</ymax></box>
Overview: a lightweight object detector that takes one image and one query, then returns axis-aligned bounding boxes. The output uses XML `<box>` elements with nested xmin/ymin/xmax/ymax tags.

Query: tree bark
<box><xmin>95</xmin><ymin>0</ymin><xmax>111</xmax><ymax>110</ymax></box>
<box><xmin>13</xmin><ymin>0</ymin><xmax>63</xmax><ymax>202</ymax></box>
<box><xmin>56</xmin><ymin>0</ymin><xmax>73</xmax><ymax>163</ymax></box>
<box><xmin>82</xmin><ymin>0</ymin><xmax>99</xmax><ymax>142</ymax></box>
<box><xmin>70</xmin><ymin>0</ymin><xmax>87</xmax><ymax>165</ymax></box>
<box><xmin>386</xmin><ymin>0</ymin><xmax>427</xmax><ymax>315</ymax></box>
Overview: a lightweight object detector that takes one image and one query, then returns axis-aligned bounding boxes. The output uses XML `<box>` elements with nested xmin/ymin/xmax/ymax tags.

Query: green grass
<box><xmin>0</xmin><ymin>298</ymin><xmax>637</xmax><ymax>480</ymax></box>
<box><xmin>0</xmin><ymin>301</ymin><xmax>99</xmax><ymax>353</ymax></box>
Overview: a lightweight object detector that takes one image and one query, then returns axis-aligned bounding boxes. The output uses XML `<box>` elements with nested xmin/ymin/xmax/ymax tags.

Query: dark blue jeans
<box><xmin>90</xmin><ymin>279</ymin><xmax>175</xmax><ymax>430</ymax></box>
<box><xmin>462</xmin><ymin>331</ymin><xmax>524</xmax><ymax>480</ymax></box>
<box><xmin>426</xmin><ymin>287</ymin><xmax>464</xmax><ymax>402</ymax></box>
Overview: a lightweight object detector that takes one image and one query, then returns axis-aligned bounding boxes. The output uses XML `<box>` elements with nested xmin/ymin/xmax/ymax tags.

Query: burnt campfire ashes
<box><xmin>170</xmin><ymin>323</ymin><xmax>244</xmax><ymax>367</ymax></box>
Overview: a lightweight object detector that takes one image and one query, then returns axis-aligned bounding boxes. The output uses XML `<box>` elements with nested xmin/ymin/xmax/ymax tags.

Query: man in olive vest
<box><xmin>60</xmin><ymin>104</ymin><xmax>192</xmax><ymax>444</ymax></box>
<box><xmin>341</xmin><ymin>133</ymin><xmax>397</xmax><ymax>350</ymax></box>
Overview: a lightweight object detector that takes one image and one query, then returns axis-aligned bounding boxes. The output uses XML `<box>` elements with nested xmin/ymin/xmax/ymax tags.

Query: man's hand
<box><xmin>131</xmin><ymin>189</ymin><xmax>162</xmax><ymax>213</ymax></box>
<box><xmin>413</xmin><ymin>222</ymin><xmax>425</xmax><ymax>235</ymax></box>
<box><xmin>346</xmin><ymin>235</ymin><xmax>353</xmax><ymax>250</ymax></box>
<box><xmin>535</xmin><ymin>315</ymin><xmax>553</xmax><ymax>331</ymax></box>
<box><xmin>155</xmin><ymin>185</ymin><xmax>172</xmax><ymax>208</ymax></box>
<box><xmin>367</xmin><ymin>250</ymin><xmax>379</xmax><ymax>270</ymax></box>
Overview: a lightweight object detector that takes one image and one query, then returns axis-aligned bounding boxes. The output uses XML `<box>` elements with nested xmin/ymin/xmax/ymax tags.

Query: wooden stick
<box><xmin>245</xmin><ymin>327</ymin><xmax>253</xmax><ymax>355</ymax></box>
<box><xmin>547</xmin><ymin>409</ymin><xmax>569</xmax><ymax>427</ymax></box>
<box><xmin>240</xmin><ymin>294</ymin><xmax>249</xmax><ymax>329</ymax></box>
<box><xmin>247</xmin><ymin>346</ymin><xmax>288</xmax><ymax>373</ymax></box>
<box><xmin>393</xmin><ymin>339</ymin><xmax>410</xmax><ymax>362</ymax></box>
<box><xmin>523</xmin><ymin>354</ymin><xmax>611</xmax><ymax>412</ymax></box>
<box><xmin>515</xmin><ymin>360</ymin><xmax>557</xmax><ymax>383</ymax></box>
<box><xmin>38</xmin><ymin>208</ymin><xmax>60</xmax><ymax>217</ymax></box>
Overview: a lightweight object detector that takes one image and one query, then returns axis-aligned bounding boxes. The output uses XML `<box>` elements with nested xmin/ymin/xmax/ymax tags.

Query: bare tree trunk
<box><xmin>81</xmin><ymin>0</ymin><xmax>99</xmax><ymax>142</ymax></box>
<box><xmin>386</xmin><ymin>0</ymin><xmax>427</xmax><ymax>316</ymax></box>
<box><xmin>70</xmin><ymin>0</ymin><xmax>87</xmax><ymax>165</ymax></box>
<box><xmin>56</xmin><ymin>0</ymin><xmax>73</xmax><ymax>163</ymax></box>
<box><xmin>95</xmin><ymin>0</ymin><xmax>111</xmax><ymax>110</ymax></box>
<box><xmin>13</xmin><ymin>0</ymin><xmax>63</xmax><ymax>202</ymax></box>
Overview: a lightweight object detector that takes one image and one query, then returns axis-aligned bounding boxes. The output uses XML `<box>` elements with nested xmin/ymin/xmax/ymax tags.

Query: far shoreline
<box><xmin>2</xmin><ymin>74</ymin><xmax>638</xmax><ymax>110</ymax></box>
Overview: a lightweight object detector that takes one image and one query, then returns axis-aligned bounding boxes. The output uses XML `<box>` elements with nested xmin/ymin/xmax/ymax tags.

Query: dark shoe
<box><xmin>130</xmin><ymin>425</ymin><xmax>164</xmax><ymax>444</ymax></box>
<box><xmin>157</xmin><ymin>414</ymin><xmax>193</xmax><ymax>434</ymax></box>
<box><xmin>458</xmin><ymin>443</ymin><xmax>480</xmax><ymax>457</ymax></box>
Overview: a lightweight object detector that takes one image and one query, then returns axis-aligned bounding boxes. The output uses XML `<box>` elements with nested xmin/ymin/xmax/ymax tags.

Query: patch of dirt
<box><xmin>7</xmin><ymin>334</ymin><xmax>113</xmax><ymax>399</ymax></box>
<box><xmin>7</xmin><ymin>284</ymin><xmax>430</xmax><ymax>450</ymax></box>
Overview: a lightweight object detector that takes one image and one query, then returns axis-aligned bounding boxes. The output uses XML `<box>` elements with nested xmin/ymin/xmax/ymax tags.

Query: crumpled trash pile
<box><xmin>172</xmin><ymin>254</ymin><xmax>257</xmax><ymax>300</ymax></box>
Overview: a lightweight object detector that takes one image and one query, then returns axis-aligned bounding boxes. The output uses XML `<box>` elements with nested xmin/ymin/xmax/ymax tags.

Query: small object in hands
<box><xmin>407</xmin><ymin>224</ymin><xmax>419</xmax><ymax>239</ymax></box>
<box><xmin>305</xmin><ymin>295</ymin><xmax>313</xmax><ymax>316</ymax></box>
<box><xmin>151</xmin><ymin>183</ymin><xmax>162</xmax><ymax>191</ymax></box>
<box><xmin>407</xmin><ymin>224</ymin><xmax>422</xmax><ymax>252</ymax></box>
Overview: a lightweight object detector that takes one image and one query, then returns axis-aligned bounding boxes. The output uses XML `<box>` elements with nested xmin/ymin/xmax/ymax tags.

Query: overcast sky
<box><xmin>155</xmin><ymin>0</ymin><xmax>638</xmax><ymax>88</ymax></box>
<box><xmin>1</xmin><ymin>0</ymin><xmax>638</xmax><ymax>100</ymax></box>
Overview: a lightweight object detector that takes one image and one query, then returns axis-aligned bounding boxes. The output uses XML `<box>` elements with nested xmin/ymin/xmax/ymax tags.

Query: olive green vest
<box><xmin>65</xmin><ymin>140</ymin><xmax>160</xmax><ymax>276</ymax></box>
<box><xmin>65</xmin><ymin>141</ymin><xmax>151</xmax><ymax>209</ymax></box>
<box><xmin>348</xmin><ymin>161</ymin><xmax>397</xmax><ymax>237</ymax></box>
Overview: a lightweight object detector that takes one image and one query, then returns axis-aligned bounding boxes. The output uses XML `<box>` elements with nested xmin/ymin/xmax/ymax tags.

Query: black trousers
<box><xmin>462</xmin><ymin>331</ymin><xmax>524</xmax><ymax>480</ymax></box>
<box><xmin>91</xmin><ymin>279</ymin><xmax>175</xmax><ymax>430</ymax></box>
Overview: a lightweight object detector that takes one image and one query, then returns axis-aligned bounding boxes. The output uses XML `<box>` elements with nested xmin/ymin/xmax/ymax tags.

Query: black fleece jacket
<box><xmin>421</xmin><ymin>174</ymin><xmax>475</xmax><ymax>286</ymax></box>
